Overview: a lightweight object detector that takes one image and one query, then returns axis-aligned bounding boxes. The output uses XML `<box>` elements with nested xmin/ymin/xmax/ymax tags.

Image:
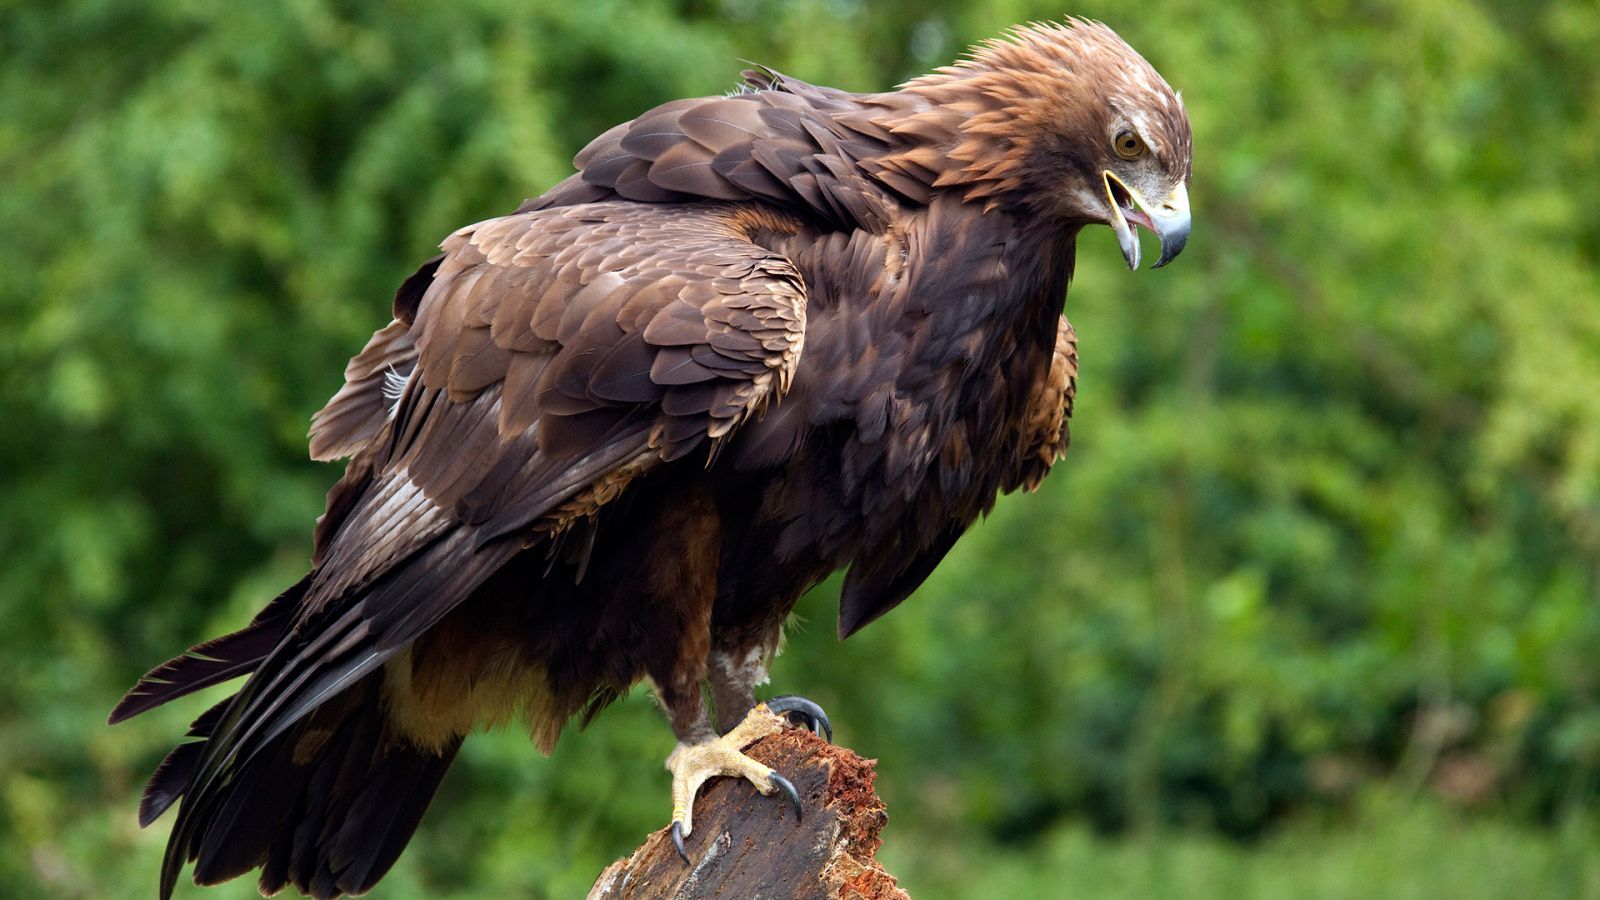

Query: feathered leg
<box><xmin>636</xmin><ymin>487</ymin><xmax>812</xmax><ymax>863</ymax></box>
<box><xmin>707</xmin><ymin>638</ymin><xmax>832</xmax><ymax>740</ymax></box>
<box><xmin>707</xmin><ymin>640</ymin><xmax>768</xmax><ymax>733</ymax></box>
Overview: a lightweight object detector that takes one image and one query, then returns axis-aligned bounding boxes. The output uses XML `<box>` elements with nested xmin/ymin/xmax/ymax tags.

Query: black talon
<box><xmin>769</xmin><ymin>772</ymin><xmax>803</xmax><ymax>823</ymax></box>
<box><xmin>766</xmin><ymin>695</ymin><xmax>833</xmax><ymax>742</ymax></box>
<box><xmin>671</xmin><ymin>821</ymin><xmax>689</xmax><ymax>864</ymax></box>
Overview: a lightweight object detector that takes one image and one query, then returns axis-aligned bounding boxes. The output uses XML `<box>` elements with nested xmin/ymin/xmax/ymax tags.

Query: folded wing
<box><xmin>129</xmin><ymin>200</ymin><xmax>808</xmax><ymax>897</ymax></box>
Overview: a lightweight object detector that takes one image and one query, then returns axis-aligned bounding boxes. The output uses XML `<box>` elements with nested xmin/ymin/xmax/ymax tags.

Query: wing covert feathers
<box><xmin>529</xmin><ymin>77</ymin><xmax>950</xmax><ymax>232</ymax></box>
<box><xmin>416</xmin><ymin>201</ymin><xmax>807</xmax><ymax>468</ymax></box>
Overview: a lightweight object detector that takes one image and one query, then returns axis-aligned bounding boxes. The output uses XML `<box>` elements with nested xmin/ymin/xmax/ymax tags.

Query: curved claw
<box><xmin>766</xmin><ymin>695</ymin><xmax>833</xmax><ymax>742</ymax></box>
<box><xmin>671</xmin><ymin>820</ymin><xmax>689</xmax><ymax>864</ymax></box>
<box><xmin>769</xmin><ymin>771</ymin><xmax>802</xmax><ymax>823</ymax></box>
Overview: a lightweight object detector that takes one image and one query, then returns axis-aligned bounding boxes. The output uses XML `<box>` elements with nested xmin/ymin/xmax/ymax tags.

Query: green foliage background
<box><xmin>3</xmin><ymin>0</ymin><xmax>1599</xmax><ymax>896</ymax></box>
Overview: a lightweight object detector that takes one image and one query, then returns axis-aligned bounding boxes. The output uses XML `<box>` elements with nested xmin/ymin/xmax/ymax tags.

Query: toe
<box><xmin>768</xmin><ymin>772</ymin><xmax>802</xmax><ymax>822</ymax></box>
<box><xmin>662</xmin><ymin>707</ymin><xmax>815</xmax><ymax>862</ymax></box>
<box><xmin>671</xmin><ymin>820</ymin><xmax>690</xmax><ymax>864</ymax></box>
<box><xmin>766</xmin><ymin>695</ymin><xmax>833</xmax><ymax>742</ymax></box>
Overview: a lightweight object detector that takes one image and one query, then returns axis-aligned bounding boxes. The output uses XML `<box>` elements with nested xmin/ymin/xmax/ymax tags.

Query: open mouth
<box><xmin>1102</xmin><ymin>171</ymin><xmax>1191</xmax><ymax>270</ymax></box>
<box><xmin>1101</xmin><ymin>172</ymin><xmax>1190</xmax><ymax>270</ymax></box>
<box><xmin>1104</xmin><ymin>172</ymin><xmax>1154</xmax><ymax>234</ymax></box>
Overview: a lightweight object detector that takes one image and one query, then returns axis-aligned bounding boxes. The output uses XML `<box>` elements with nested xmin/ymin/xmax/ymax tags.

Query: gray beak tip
<box><xmin>1151</xmin><ymin>219</ymin><xmax>1190</xmax><ymax>269</ymax></box>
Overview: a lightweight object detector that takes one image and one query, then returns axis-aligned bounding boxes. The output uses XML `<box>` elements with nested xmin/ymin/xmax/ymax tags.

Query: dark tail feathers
<box><xmin>113</xmin><ymin>580</ymin><xmax>460</xmax><ymax>899</ymax></box>
<box><xmin>178</xmin><ymin>674</ymin><xmax>460</xmax><ymax>899</ymax></box>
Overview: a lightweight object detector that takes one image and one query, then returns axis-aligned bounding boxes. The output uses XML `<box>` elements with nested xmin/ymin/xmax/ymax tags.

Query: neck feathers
<box><xmin>860</xmin><ymin>20</ymin><xmax>1186</xmax><ymax>214</ymax></box>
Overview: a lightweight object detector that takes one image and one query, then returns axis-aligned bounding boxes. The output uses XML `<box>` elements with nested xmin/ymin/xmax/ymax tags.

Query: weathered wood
<box><xmin>588</xmin><ymin>729</ymin><xmax>910</xmax><ymax>900</ymax></box>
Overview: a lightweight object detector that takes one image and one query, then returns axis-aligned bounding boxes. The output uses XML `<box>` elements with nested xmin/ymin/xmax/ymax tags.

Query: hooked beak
<box><xmin>1103</xmin><ymin>173</ymin><xmax>1191</xmax><ymax>270</ymax></box>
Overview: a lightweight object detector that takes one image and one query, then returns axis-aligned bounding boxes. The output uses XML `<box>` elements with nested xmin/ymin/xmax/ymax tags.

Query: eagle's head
<box><xmin>909</xmin><ymin>20</ymin><xmax>1193</xmax><ymax>269</ymax></box>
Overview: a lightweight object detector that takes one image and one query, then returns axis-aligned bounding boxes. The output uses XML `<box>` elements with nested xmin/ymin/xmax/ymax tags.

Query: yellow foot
<box><xmin>665</xmin><ymin>703</ymin><xmax>802</xmax><ymax>862</ymax></box>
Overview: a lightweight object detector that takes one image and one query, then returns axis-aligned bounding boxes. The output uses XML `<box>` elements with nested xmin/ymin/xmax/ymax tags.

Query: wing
<box><xmin>308</xmin><ymin>252</ymin><xmax>443</xmax><ymax>462</ymax></box>
<box><xmin>156</xmin><ymin>200</ymin><xmax>808</xmax><ymax>894</ymax></box>
<box><xmin>1005</xmin><ymin>315</ymin><xmax>1078</xmax><ymax>493</ymax></box>
<box><xmin>307</xmin><ymin>320</ymin><xmax>416</xmax><ymax>462</ymax></box>
<box><xmin>527</xmin><ymin>72</ymin><xmax>915</xmax><ymax>232</ymax></box>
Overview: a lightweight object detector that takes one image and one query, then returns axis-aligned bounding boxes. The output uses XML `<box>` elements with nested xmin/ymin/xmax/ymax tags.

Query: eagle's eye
<box><xmin>1113</xmin><ymin>129</ymin><xmax>1146</xmax><ymax>160</ymax></box>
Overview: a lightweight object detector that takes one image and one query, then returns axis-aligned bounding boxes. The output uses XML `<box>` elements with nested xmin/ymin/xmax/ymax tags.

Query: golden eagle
<box><xmin>112</xmin><ymin>20</ymin><xmax>1191</xmax><ymax>898</ymax></box>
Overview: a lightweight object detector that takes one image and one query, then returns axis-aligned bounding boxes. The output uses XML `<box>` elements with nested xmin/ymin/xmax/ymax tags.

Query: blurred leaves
<box><xmin>2</xmin><ymin>0</ymin><xmax>1598</xmax><ymax>897</ymax></box>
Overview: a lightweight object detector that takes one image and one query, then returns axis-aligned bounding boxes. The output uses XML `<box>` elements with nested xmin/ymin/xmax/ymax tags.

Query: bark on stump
<box><xmin>587</xmin><ymin>729</ymin><xmax>910</xmax><ymax>899</ymax></box>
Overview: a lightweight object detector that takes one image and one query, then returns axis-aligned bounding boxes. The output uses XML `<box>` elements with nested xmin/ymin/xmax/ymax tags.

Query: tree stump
<box><xmin>587</xmin><ymin>729</ymin><xmax>910</xmax><ymax>899</ymax></box>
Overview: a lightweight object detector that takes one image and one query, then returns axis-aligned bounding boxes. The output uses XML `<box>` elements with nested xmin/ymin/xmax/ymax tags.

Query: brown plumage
<box><xmin>112</xmin><ymin>20</ymin><xmax>1191</xmax><ymax>898</ymax></box>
